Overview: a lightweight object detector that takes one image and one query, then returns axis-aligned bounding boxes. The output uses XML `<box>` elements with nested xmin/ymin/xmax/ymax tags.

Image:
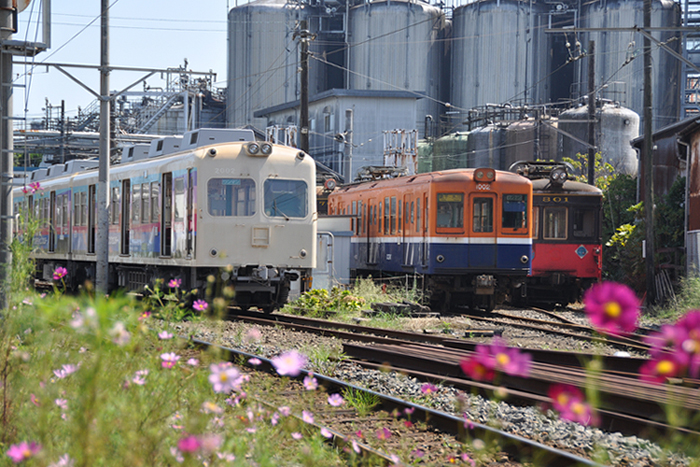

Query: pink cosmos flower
<box><xmin>547</xmin><ymin>384</ymin><xmax>597</xmax><ymax>426</ymax></box>
<box><xmin>278</xmin><ymin>406</ymin><xmax>291</xmax><ymax>416</ymax></box>
<box><xmin>53</xmin><ymin>266</ymin><xmax>68</xmax><ymax>281</ymax></box>
<box><xmin>460</xmin><ymin>345</ymin><xmax>496</xmax><ymax>381</ymax></box>
<box><xmin>160</xmin><ymin>353</ymin><xmax>180</xmax><ymax>369</ymax></box>
<box><xmin>244</xmin><ymin>327</ymin><xmax>263</xmax><ymax>344</ymax></box>
<box><xmin>292</xmin><ymin>432</ymin><xmax>303</xmax><ymax>440</ymax></box>
<box><xmin>29</xmin><ymin>182</ymin><xmax>41</xmax><ymax>193</ymax></box>
<box><xmin>158</xmin><ymin>331</ymin><xmax>173</xmax><ymax>340</ymax></box>
<box><xmin>177</xmin><ymin>435</ymin><xmax>201</xmax><ymax>453</ymax></box>
<box><xmin>376</xmin><ymin>427</ymin><xmax>391</xmax><ymax>440</ymax></box>
<box><xmin>583</xmin><ymin>281</ymin><xmax>640</xmax><ymax>336</ymax></box>
<box><xmin>302</xmin><ymin>410</ymin><xmax>314</xmax><ymax>424</ymax></box>
<box><xmin>327</xmin><ymin>393</ymin><xmax>344</xmax><ymax>407</ymax></box>
<box><xmin>208</xmin><ymin>362</ymin><xmax>242</xmax><ymax>394</ymax></box>
<box><xmin>48</xmin><ymin>453</ymin><xmax>74</xmax><ymax>467</ymax></box>
<box><xmin>421</xmin><ymin>383</ymin><xmax>438</xmax><ymax>395</ymax></box>
<box><xmin>168</xmin><ymin>278</ymin><xmax>182</xmax><ymax>289</ymax></box>
<box><xmin>248</xmin><ymin>357</ymin><xmax>262</xmax><ymax>366</ymax></box>
<box><xmin>55</xmin><ymin>398</ymin><xmax>68</xmax><ymax>410</ymax></box>
<box><xmin>639</xmin><ymin>353</ymin><xmax>684</xmax><ymax>384</ymax></box>
<box><xmin>320</xmin><ymin>427</ymin><xmax>333</xmax><ymax>438</ymax></box>
<box><xmin>351</xmin><ymin>440</ymin><xmax>361</xmax><ymax>454</ymax></box>
<box><xmin>6</xmin><ymin>441</ymin><xmax>41</xmax><ymax>463</ymax></box>
<box><xmin>139</xmin><ymin>311</ymin><xmax>151</xmax><ymax>321</ymax></box>
<box><xmin>53</xmin><ymin>364</ymin><xmax>79</xmax><ymax>379</ymax></box>
<box><xmin>303</xmin><ymin>373</ymin><xmax>318</xmax><ymax>390</ymax></box>
<box><xmin>199</xmin><ymin>434</ymin><xmax>222</xmax><ymax>454</ymax></box>
<box><xmin>489</xmin><ymin>337</ymin><xmax>532</xmax><ymax>377</ymax></box>
<box><xmin>187</xmin><ymin>358</ymin><xmax>199</xmax><ymax>366</ymax></box>
<box><xmin>110</xmin><ymin>322</ymin><xmax>130</xmax><ymax>346</ymax></box>
<box><xmin>30</xmin><ymin>394</ymin><xmax>40</xmax><ymax>406</ymax></box>
<box><xmin>271</xmin><ymin>350</ymin><xmax>307</xmax><ymax>377</ymax></box>
<box><xmin>193</xmin><ymin>299</ymin><xmax>208</xmax><ymax>312</ymax></box>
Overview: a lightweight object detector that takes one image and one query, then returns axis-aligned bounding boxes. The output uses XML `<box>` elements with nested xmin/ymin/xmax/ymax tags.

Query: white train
<box><xmin>13</xmin><ymin>128</ymin><xmax>317</xmax><ymax>312</ymax></box>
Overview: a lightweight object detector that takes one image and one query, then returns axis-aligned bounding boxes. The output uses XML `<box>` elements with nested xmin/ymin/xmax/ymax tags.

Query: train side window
<box><xmin>543</xmin><ymin>207</ymin><xmax>567</xmax><ymax>240</ymax></box>
<box><xmin>416</xmin><ymin>198</ymin><xmax>421</xmax><ymax>232</ymax></box>
<box><xmin>142</xmin><ymin>183</ymin><xmax>151</xmax><ymax>224</ymax></box>
<box><xmin>63</xmin><ymin>195</ymin><xmax>69</xmax><ymax>229</ymax></box>
<box><xmin>132</xmin><ymin>184</ymin><xmax>141</xmax><ymax>224</ymax></box>
<box><xmin>351</xmin><ymin>201</ymin><xmax>356</xmax><ymax>233</ymax></box>
<box><xmin>472</xmin><ymin>197</ymin><xmax>493</xmax><ymax>233</ymax></box>
<box><xmin>533</xmin><ymin>207</ymin><xmax>540</xmax><ymax>239</ymax></box>
<box><xmin>437</xmin><ymin>193</ymin><xmax>464</xmax><ymax>229</ymax></box>
<box><xmin>379</xmin><ymin>202</ymin><xmax>383</xmax><ymax>233</ymax></box>
<box><xmin>111</xmin><ymin>187</ymin><xmax>120</xmax><ymax>224</ymax></box>
<box><xmin>74</xmin><ymin>192</ymin><xmax>81</xmax><ymax>227</ymax></box>
<box><xmin>208</xmin><ymin>178</ymin><xmax>256</xmax><ymax>216</ymax></box>
<box><xmin>264</xmin><ymin>179</ymin><xmax>308</xmax><ymax>218</ymax></box>
<box><xmin>385</xmin><ymin>198</ymin><xmax>391</xmax><ymax>234</ymax></box>
<box><xmin>572</xmin><ymin>208</ymin><xmax>596</xmax><ymax>238</ymax></box>
<box><xmin>410</xmin><ymin>201</ymin><xmax>414</xmax><ymax>226</ymax></box>
<box><xmin>502</xmin><ymin>194</ymin><xmax>527</xmax><ymax>230</ymax></box>
<box><xmin>151</xmin><ymin>182</ymin><xmax>160</xmax><ymax>223</ymax></box>
<box><xmin>80</xmin><ymin>192</ymin><xmax>87</xmax><ymax>226</ymax></box>
<box><xmin>174</xmin><ymin>177</ymin><xmax>186</xmax><ymax>221</ymax></box>
<box><xmin>391</xmin><ymin>197</ymin><xmax>397</xmax><ymax>234</ymax></box>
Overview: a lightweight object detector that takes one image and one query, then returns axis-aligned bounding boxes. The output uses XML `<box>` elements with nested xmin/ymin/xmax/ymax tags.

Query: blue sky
<box><xmin>14</xmin><ymin>0</ymin><xmax>232</xmax><ymax>121</ymax></box>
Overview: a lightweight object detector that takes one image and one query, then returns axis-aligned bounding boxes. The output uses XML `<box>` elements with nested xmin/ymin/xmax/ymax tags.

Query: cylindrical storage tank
<box><xmin>228</xmin><ymin>1</ymin><xmax>334</xmax><ymax>129</ymax></box>
<box><xmin>450</xmin><ymin>0</ymin><xmax>549</xmax><ymax>111</ymax></box>
<box><xmin>348</xmin><ymin>0</ymin><xmax>446</xmax><ymax>138</ymax></box>
<box><xmin>432</xmin><ymin>132</ymin><xmax>470</xmax><ymax>171</ymax></box>
<box><xmin>503</xmin><ymin>119</ymin><xmax>560</xmax><ymax>170</ymax></box>
<box><xmin>417</xmin><ymin>139</ymin><xmax>434</xmax><ymax>173</ymax></box>
<box><xmin>468</xmin><ymin>124</ymin><xmax>507</xmax><ymax>169</ymax></box>
<box><xmin>559</xmin><ymin>102</ymin><xmax>640</xmax><ymax>175</ymax></box>
<box><xmin>579</xmin><ymin>0</ymin><xmax>680</xmax><ymax>131</ymax></box>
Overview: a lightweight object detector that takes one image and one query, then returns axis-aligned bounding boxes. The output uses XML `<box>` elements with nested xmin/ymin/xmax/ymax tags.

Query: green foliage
<box><xmin>142</xmin><ymin>279</ymin><xmax>201</xmax><ymax>322</ymax></box>
<box><xmin>655</xmin><ymin>176</ymin><xmax>686</xmax><ymax>250</ymax></box>
<box><xmin>9</xmin><ymin>205</ymin><xmax>40</xmax><ymax>297</ymax></box>
<box><xmin>287</xmin><ymin>287</ymin><xmax>366</xmax><ymax>318</ymax></box>
<box><xmin>604</xmin><ymin>203</ymin><xmax>646</xmax><ymax>292</ymax></box>
<box><xmin>342</xmin><ymin>388</ymin><xmax>380</xmax><ymax>417</ymax></box>
<box><xmin>562</xmin><ymin>152</ymin><xmax>616</xmax><ymax>191</ymax></box>
<box><xmin>650</xmin><ymin>276</ymin><xmax>700</xmax><ymax>322</ymax></box>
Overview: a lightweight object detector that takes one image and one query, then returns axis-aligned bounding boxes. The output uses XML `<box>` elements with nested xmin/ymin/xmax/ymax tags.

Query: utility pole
<box><xmin>587</xmin><ymin>40</ymin><xmax>596</xmax><ymax>186</ymax></box>
<box><xmin>296</xmin><ymin>20</ymin><xmax>310</xmax><ymax>154</ymax></box>
<box><xmin>643</xmin><ymin>0</ymin><xmax>656</xmax><ymax>306</ymax></box>
<box><xmin>0</xmin><ymin>0</ymin><xmax>13</xmax><ymax>310</ymax></box>
<box><xmin>96</xmin><ymin>0</ymin><xmax>110</xmax><ymax>293</ymax></box>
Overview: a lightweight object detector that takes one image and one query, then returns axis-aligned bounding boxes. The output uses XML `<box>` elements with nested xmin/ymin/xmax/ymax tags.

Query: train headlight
<box><xmin>300</xmin><ymin>249</ymin><xmax>307</xmax><ymax>258</ymax></box>
<box><xmin>550</xmin><ymin>166</ymin><xmax>567</xmax><ymax>185</ymax></box>
<box><xmin>520</xmin><ymin>255</ymin><xmax>529</xmax><ymax>264</ymax></box>
<box><xmin>246</xmin><ymin>143</ymin><xmax>260</xmax><ymax>155</ymax></box>
<box><xmin>260</xmin><ymin>143</ymin><xmax>272</xmax><ymax>155</ymax></box>
<box><xmin>296</xmin><ymin>151</ymin><xmax>306</xmax><ymax>160</ymax></box>
<box><xmin>474</xmin><ymin>167</ymin><xmax>495</xmax><ymax>183</ymax></box>
<box><xmin>208</xmin><ymin>148</ymin><xmax>217</xmax><ymax>157</ymax></box>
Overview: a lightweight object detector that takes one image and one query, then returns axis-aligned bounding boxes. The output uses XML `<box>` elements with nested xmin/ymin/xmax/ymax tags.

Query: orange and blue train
<box><xmin>327</xmin><ymin>168</ymin><xmax>533</xmax><ymax>311</ymax></box>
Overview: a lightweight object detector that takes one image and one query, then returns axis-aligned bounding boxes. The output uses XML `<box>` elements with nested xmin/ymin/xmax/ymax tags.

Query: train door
<box><xmin>402</xmin><ymin>194</ymin><xmax>412</xmax><ymax>266</ymax></box>
<box><xmin>161</xmin><ymin>173</ymin><xmax>172</xmax><ymax>257</ymax></box>
<box><xmin>121</xmin><ymin>180</ymin><xmax>130</xmax><ymax>255</ymax></box>
<box><xmin>365</xmin><ymin>198</ymin><xmax>375</xmax><ymax>265</ymax></box>
<box><xmin>186</xmin><ymin>169</ymin><xmax>195</xmax><ymax>258</ymax></box>
<box><xmin>469</xmin><ymin>193</ymin><xmax>497</xmax><ymax>268</ymax></box>
<box><xmin>421</xmin><ymin>192</ymin><xmax>429</xmax><ymax>267</ymax></box>
<box><xmin>49</xmin><ymin>191</ymin><xmax>56</xmax><ymax>252</ymax></box>
<box><xmin>88</xmin><ymin>184</ymin><xmax>96</xmax><ymax>254</ymax></box>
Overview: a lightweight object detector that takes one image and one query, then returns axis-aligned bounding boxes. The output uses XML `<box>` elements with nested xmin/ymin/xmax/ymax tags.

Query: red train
<box><xmin>509</xmin><ymin>161</ymin><xmax>603</xmax><ymax>307</ymax></box>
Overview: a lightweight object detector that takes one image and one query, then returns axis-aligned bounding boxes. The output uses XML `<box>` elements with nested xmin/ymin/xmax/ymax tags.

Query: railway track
<box><xmin>219</xmin><ymin>307</ymin><xmax>700</xmax><ymax>454</ymax></box>
<box><xmin>188</xmin><ymin>336</ymin><xmax>599</xmax><ymax>466</ymax></box>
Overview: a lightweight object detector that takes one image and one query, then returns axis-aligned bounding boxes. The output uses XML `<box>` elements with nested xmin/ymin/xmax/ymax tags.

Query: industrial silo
<box><xmin>578</xmin><ymin>0</ymin><xmax>681</xmax><ymax>131</ymax></box>
<box><xmin>503</xmin><ymin>119</ymin><xmax>560</xmax><ymax>169</ymax></box>
<box><xmin>347</xmin><ymin>0</ymin><xmax>447</xmax><ymax>137</ymax></box>
<box><xmin>227</xmin><ymin>0</ymin><xmax>342</xmax><ymax>129</ymax></box>
<box><xmin>450</xmin><ymin>0</ymin><xmax>550</xmax><ymax>112</ymax></box>
<box><xmin>468</xmin><ymin>124</ymin><xmax>508</xmax><ymax>169</ymax></box>
<box><xmin>432</xmin><ymin>132</ymin><xmax>470</xmax><ymax>171</ymax></box>
<box><xmin>559</xmin><ymin>102</ymin><xmax>640</xmax><ymax>175</ymax></box>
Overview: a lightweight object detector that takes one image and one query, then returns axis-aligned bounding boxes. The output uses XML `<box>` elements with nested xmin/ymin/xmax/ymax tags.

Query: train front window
<box><xmin>208</xmin><ymin>178</ymin><xmax>256</xmax><ymax>216</ymax></box>
<box><xmin>264</xmin><ymin>179</ymin><xmax>308</xmax><ymax>218</ymax></box>
<box><xmin>472</xmin><ymin>197</ymin><xmax>493</xmax><ymax>233</ymax></box>
<box><xmin>437</xmin><ymin>193</ymin><xmax>464</xmax><ymax>229</ymax></box>
<box><xmin>573</xmin><ymin>208</ymin><xmax>596</xmax><ymax>239</ymax></box>
<box><xmin>502</xmin><ymin>194</ymin><xmax>527</xmax><ymax>230</ymax></box>
<box><xmin>543</xmin><ymin>207</ymin><xmax>567</xmax><ymax>240</ymax></box>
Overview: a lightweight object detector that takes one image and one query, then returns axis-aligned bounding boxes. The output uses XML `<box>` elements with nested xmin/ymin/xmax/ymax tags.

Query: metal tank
<box><xmin>228</xmin><ymin>0</ymin><xmax>338</xmax><ymax>129</ymax></box>
<box><xmin>579</xmin><ymin>0</ymin><xmax>681</xmax><ymax>131</ymax></box>
<box><xmin>504</xmin><ymin>119</ymin><xmax>560</xmax><ymax>170</ymax></box>
<box><xmin>432</xmin><ymin>132</ymin><xmax>470</xmax><ymax>171</ymax></box>
<box><xmin>467</xmin><ymin>124</ymin><xmax>508</xmax><ymax>169</ymax></box>
<box><xmin>450</xmin><ymin>0</ymin><xmax>549</xmax><ymax>111</ymax></box>
<box><xmin>559</xmin><ymin>102</ymin><xmax>640</xmax><ymax>175</ymax></box>
<box><xmin>347</xmin><ymin>0</ymin><xmax>446</xmax><ymax>138</ymax></box>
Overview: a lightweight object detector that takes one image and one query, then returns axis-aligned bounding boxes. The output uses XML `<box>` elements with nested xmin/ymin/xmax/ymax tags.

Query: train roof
<box><xmin>333</xmin><ymin>168</ymin><xmax>530</xmax><ymax>195</ymax></box>
<box><xmin>531</xmin><ymin>178</ymin><xmax>603</xmax><ymax>195</ymax></box>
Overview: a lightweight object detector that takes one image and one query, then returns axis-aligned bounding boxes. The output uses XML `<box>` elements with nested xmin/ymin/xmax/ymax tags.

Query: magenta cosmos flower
<box><xmin>193</xmin><ymin>300</ymin><xmax>208</xmax><ymax>312</ymax></box>
<box><xmin>639</xmin><ymin>353</ymin><xmax>685</xmax><ymax>384</ymax></box>
<box><xmin>177</xmin><ymin>435</ymin><xmax>201</xmax><ymax>453</ymax></box>
<box><xmin>168</xmin><ymin>278</ymin><xmax>182</xmax><ymax>289</ymax></box>
<box><xmin>547</xmin><ymin>384</ymin><xmax>597</xmax><ymax>426</ymax></box>
<box><xmin>6</xmin><ymin>441</ymin><xmax>41</xmax><ymax>463</ymax></box>
<box><xmin>488</xmin><ymin>337</ymin><xmax>532</xmax><ymax>377</ymax></box>
<box><xmin>328</xmin><ymin>393</ymin><xmax>344</xmax><ymax>406</ymax></box>
<box><xmin>160</xmin><ymin>353</ymin><xmax>180</xmax><ymax>369</ymax></box>
<box><xmin>583</xmin><ymin>282</ymin><xmax>640</xmax><ymax>336</ymax></box>
<box><xmin>208</xmin><ymin>362</ymin><xmax>242</xmax><ymax>394</ymax></box>
<box><xmin>53</xmin><ymin>266</ymin><xmax>68</xmax><ymax>281</ymax></box>
<box><xmin>271</xmin><ymin>350</ymin><xmax>307</xmax><ymax>377</ymax></box>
